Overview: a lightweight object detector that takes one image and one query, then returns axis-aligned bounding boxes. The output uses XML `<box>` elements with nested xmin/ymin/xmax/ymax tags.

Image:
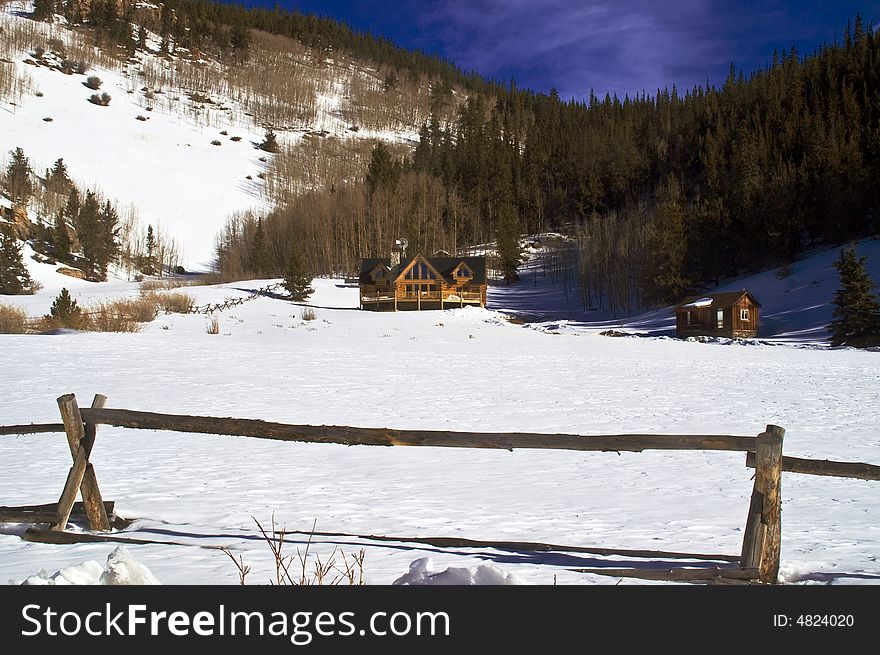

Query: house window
<box><xmin>716</xmin><ymin>309</ymin><xmax>724</xmax><ymax>329</ymax></box>
<box><xmin>740</xmin><ymin>308</ymin><xmax>750</xmax><ymax>321</ymax></box>
<box><xmin>685</xmin><ymin>310</ymin><xmax>696</xmax><ymax>326</ymax></box>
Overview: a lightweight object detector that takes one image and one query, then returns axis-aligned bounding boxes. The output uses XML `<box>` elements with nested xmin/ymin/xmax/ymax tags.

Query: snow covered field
<box><xmin>2</xmin><ymin>265</ymin><xmax>879</xmax><ymax>585</ymax></box>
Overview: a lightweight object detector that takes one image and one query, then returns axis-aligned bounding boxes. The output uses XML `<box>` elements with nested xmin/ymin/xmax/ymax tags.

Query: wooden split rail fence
<box><xmin>187</xmin><ymin>283</ymin><xmax>282</xmax><ymax>315</ymax></box>
<box><xmin>3</xmin><ymin>394</ymin><xmax>880</xmax><ymax>584</ymax></box>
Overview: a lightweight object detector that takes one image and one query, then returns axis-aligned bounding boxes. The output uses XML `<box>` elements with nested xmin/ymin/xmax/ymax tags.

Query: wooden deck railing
<box><xmin>2</xmin><ymin>393</ymin><xmax>879</xmax><ymax>584</ymax></box>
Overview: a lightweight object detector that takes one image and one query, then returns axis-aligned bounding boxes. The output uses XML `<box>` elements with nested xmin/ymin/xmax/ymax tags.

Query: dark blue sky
<box><xmin>242</xmin><ymin>1</ymin><xmax>878</xmax><ymax>100</ymax></box>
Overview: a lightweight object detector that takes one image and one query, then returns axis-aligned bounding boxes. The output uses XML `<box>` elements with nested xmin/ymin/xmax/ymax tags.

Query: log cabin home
<box><xmin>359</xmin><ymin>250</ymin><xmax>488</xmax><ymax>311</ymax></box>
<box><xmin>675</xmin><ymin>290</ymin><xmax>761</xmax><ymax>338</ymax></box>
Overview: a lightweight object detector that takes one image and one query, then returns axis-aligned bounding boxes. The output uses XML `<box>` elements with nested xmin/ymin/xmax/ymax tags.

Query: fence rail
<box><xmin>78</xmin><ymin>407</ymin><xmax>758</xmax><ymax>453</ymax></box>
<box><xmin>3</xmin><ymin>393</ymin><xmax>879</xmax><ymax>585</ymax></box>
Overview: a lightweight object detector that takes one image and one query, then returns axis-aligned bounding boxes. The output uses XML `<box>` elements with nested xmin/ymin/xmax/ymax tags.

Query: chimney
<box><xmin>391</xmin><ymin>238</ymin><xmax>407</xmax><ymax>267</ymax></box>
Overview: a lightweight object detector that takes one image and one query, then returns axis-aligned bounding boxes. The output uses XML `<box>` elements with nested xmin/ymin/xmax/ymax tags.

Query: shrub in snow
<box><xmin>0</xmin><ymin>304</ymin><xmax>28</xmax><ymax>333</ymax></box>
<box><xmin>211</xmin><ymin>140</ymin><xmax>222</xmax><ymax>146</ymax></box>
<box><xmin>89</xmin><ymin>92</ymin><xmax>111</xmax><ymax>106</ymax></box>
<box><xmin>393</xmin><ymin>557</ymin><xmax>522</xmax><ymax>585</ymax></box>
<box><xmin>258</xmin><ymin>128</ymin><xmax>280</xmax><ymax>153</ymax></box>
<box><xmin>84</xmin><ymin>75</ymin><xmax>102</xmax><ymax>90</ymax></box>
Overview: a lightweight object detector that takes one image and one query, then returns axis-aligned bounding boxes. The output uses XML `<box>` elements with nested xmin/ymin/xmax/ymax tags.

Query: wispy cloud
<box><xmin>417</xmin><ymin>0</ymin><xmax>783</xmax><ymax>99</ymax></box>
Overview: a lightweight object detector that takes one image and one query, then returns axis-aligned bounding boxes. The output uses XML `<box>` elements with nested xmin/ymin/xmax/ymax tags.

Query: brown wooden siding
<box><xmin>675</xmin><ymin>295</ymin><xmax>759</xmax><ymax>338</ymax></box>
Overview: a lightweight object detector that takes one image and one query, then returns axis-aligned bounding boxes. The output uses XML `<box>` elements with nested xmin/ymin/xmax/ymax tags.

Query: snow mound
<box><xmin>18</xmin><ymin>547</ymin><xmax>160</xmax><ymax>585</ymax></box>
<box><xmin>392</xmin><ymin>557</ymin><xmax>523</xmax><ymax>586</ymax></box>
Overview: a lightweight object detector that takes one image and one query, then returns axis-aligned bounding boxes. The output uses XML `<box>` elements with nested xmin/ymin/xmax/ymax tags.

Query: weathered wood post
<box><xmin>741</xmin><ymin>425</ymin><xmax>785</xmax><ymax>583</ymax></box>
<box><xmin>53</xmin><ymin>394</ymin><xmax>111</xmax><ymax>532</ymax></box>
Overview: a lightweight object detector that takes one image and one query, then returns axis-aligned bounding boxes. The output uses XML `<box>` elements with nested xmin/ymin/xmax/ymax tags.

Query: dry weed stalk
<box><xmin>231</xmin><ymin>515</ymin><xmax>367</xmax><ymax>586</ymax></box>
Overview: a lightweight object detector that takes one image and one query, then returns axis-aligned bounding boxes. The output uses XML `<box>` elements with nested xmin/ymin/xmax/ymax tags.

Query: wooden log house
<box><xmin>675</xmin><ymin>290</ymin><xmax>761</xmax><ymax>338</ymax></box>
<box><xmin>359</xmin><ymin>252</ymin><xmax>488</xmax><ymax>311</ymax></box>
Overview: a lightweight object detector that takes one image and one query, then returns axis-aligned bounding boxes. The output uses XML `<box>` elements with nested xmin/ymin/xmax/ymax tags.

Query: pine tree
<box><xmin>76</xmin><ymin>191</ymin><xmax>102</xmax><ymax>279</ymax></box>
<box><xmin>495</xmin><ymin>201</ymin><xmax>522</xmax><ymax>284</ymax></box>
<box><xmin>248</xmin><ymin>219</ymin><xmax>271</xmax><ymax>276</ymax></box>
<box><xmin>33</xmin><ymin>0</ymin><xmax>55</xmax><ymax>22</ymax></box>
<box><xmin>5</xmin><ymin>147</ymin><xmax>34</xmax><ymax>204</ymax></box>
<box><xmin>282</xmin><ymin>245</ymin><xmax>313</xmax><ymax>301</ymax></box>
<box><xmin>829</xmin><ymin>246</ymin><xmax>880</xmax><ymax>347</ymax></box>
<box><xmin>0</xmin><ymin>225</ymin><xmax>35</xmax><ymax>295</ymax></box>
<box><xmin>45</xmin><ymin>158</ymin><xmax>72</xmax><ymax>195</ymax></box>
<box><xmin>47</xmin><ymin>287</ymin><xmax>83</xmax><ymax>328</ymax></box>
<box><xmin>144</xmin><ymin>225</ymin><xmax>156</xmax><ymax>275</ymax></box>
<box><xmin>646</xmin><ymin>178</ymin><xmax>690</xmax><ymax>305</ymax></box>
<box><xmin>259</xmin><ymin>129</ymin><xmax>280</xmax><ymax>153</ymax></box>
<box><xmin>97</xmin><ymin>200</ymin><xmax>119</xmax><ymax>278</ymax></box>
<box><xmin>52</xmin><ymin>211</ymin><xmax>70</xmax><ymax>261</ymax></box>
<box><xmin>365</xmin><ymin>142</ymin><xmax>400</xmax><ymax>194</ymax></box>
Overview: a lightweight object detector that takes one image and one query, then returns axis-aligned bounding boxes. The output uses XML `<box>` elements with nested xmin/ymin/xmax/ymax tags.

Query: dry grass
<box><xmin>0</xmin><ymin>304</ymin><xmax>28</xmax><ymax>334</ymax></box>
<box><xmin>86</xmin><ymin>298</ymin><xmax>157</xmax><ymax>332</ymax></box>
<box><xmin>34</xmin><ymin>297</ymin><xmax>159</xmax><ymax>333</ymax></box>
<box><xmin>206</xmin><ymin>315</ymin><xmax>220</xmax><ymax>334</ymax></box>
<box><xmin>140</xmin><ymin>278</ymin><xmax>193</xmax><ymax>292</ymax></box>
<box><xmin>222</xmin><ymin>516</ymin><xmax>366</xmax><ymax>586</ymax></box>
<box><xmin>301</xmin><ymin>307</ymin><xmax>317</xmax><ymax>321</ymax></box>
<box><xmin>141</xmin><ymin>290</ymin><xmax>195</xmax><ymax>313</ymax></box>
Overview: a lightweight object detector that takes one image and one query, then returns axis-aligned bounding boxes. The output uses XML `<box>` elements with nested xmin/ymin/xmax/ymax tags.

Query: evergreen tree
<box><xmin>645</xmin><ymin>178</ymin><xmax>689</xmax><ymax>305</ymax></box>
<box><xmin>0</xmin><ymin>225</ymin><xmax>35</xmax><ymax>295</ymax></box>
<box><xmin>76</xmin><ymin>191</ymin><xmax>102</xmax><ymax>279</ymax></box>
<box><xmin>97</xmin><ymin>200</ymin><xmax>119</xmax><ymax>277</ymax></box>
<box><xmin>495</xmin><ymin>201</ymin><xmax>522</xmax><ymax>284</ymax></box>
<box><xmin>259</xmin><ymin>129</ymin><xmax>280</xmax><ymax>153</ymax></box>
<box><xmin>52</xmin><ymin>211</ymin><xmax>71</xmax><ymax>261</ymax></box>
<box><xmin>365</xmin><ymin>142</ymin><xmax>399</xmax><ymax>194</ymax></box>
<box><xmin>47</xmin><ymin>287</ymin><xmax>83</xmax><ymax>327</ymax></box>
<box><xmin>282</xmin><ymin>245</ymin><xmax>314</xmax><ymax>301</ymax></box>
<box><xmin>45</xmin><ymin>158</ymin><xmax>72</xmax><ymax>195</ymax></box>
<box><xmin>33</xmin><ymin>0</ymin><xmax>55</xmax><ymax>22</ymax></box>
<box><xmin>248</xmin><ymin>219</ymin><xmax>271</xmax><ymax>275</ymax></box>
<box><xmin>144</xmin><ymin>225</ymin><xmax>156</xmax><ymax>275</ymax></box>
<box><xmin>5</xmin><ymin>147</ymin><xmax>34</xmax><ymax>204</ymax></box>
<box><xmin>829</xmin><ymin>246</ymin><xmax>880</xmax><ymax>347</ymax></box>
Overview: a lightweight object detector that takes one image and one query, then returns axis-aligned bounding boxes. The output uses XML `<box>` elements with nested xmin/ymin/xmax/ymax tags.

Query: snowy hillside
<box><xmin>0</xmin><ymin>1</ymin><xmax>423</xmax><ymax>272</ymax></box>
<box><xmin>1</xmin><ymin>275</ymin><xmax>879</xmax><ymax>585</ymax></box>
<box><xmin>491</xmin><ymin>235</ymin><xmax>880</xmax><ymax>344</ymax></box>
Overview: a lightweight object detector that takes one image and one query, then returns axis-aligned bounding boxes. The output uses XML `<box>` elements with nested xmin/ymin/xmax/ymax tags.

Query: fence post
<box><xmin>741</xmin><ymin>425</ymin><xmax>785</xmax><ymax>583</ymax></box>
<box><xmin>54</xmin><ymin>394</ymin><xmax>110</xmax><ymax>532</ymax></box>
<box><xmin>81</xmin><ymin>394</ymin><xmax>111</xmax><ymax>531</ymax></box>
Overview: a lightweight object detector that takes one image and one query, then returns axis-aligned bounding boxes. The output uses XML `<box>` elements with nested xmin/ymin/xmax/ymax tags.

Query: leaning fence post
<box><xmin>741</xmin><ymin>424</ymin><xmax>785</xmax><ymax>583</ymax></box>
<box><xmin>54</xmin><ymin>394</ymin><xmax>111</xmax><ymax>532</ymax></box>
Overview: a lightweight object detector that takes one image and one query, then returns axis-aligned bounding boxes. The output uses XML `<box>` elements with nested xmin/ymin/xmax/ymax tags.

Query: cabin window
<box><xmin>685</xmin><ymin>310</ymin><xmax>696</xmax><ymax>326</ymax></box>
<box><xmin>406</xmin><ymin>261</ymin><xmax>436</xmax><ymax>280</ymax></box>
<box><xmin>456</xmin><ymin>265</ymin><xmax>472</xmax><ymax>278</ymax></box>
<box><xmin>740</xmin><ymin>309</ymin><xmax>750</xmax><ymax>321</ymax></box>
<box><xmin>716</xmin><ymin>309</ymin><xmax>724</xmax><ymax>329</ymax></box>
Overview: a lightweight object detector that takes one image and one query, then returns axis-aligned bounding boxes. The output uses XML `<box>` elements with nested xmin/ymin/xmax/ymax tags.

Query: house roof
<box><xmin>675</xmin><ymin>290</ymin><xmax>761</xmax><ymax>310</ymax></box>
<box><xmin>359</xmin><ymin>255</ymin><xmax>487</xmax><ymax>285</ymax></box>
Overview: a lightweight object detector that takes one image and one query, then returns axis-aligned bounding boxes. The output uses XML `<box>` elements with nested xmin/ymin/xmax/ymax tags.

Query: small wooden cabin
<box><xmin>675</xmin><ymin>291</ymin><xmax>761</xmax><ymax>338</ymax></box>
<box><xmin>359</xmin><ymin>253</ymin><xmax>488</xmax><ymax>311</ymax></box>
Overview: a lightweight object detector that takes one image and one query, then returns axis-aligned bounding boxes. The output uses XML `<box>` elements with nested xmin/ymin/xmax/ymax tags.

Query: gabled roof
<box><xmin>675</xmin><ymin>290</ymin><xmax>761</xmax><ymax>310</ymax></box>
<box><xmin>394</xmin><ymin>254</ymin><xmax>447</xmax><ymax>283</ymax></box>
<box><xmin>359</xmin><ymin>255</ymin><xmax>487</xmax><ymax>285</ymax></box>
